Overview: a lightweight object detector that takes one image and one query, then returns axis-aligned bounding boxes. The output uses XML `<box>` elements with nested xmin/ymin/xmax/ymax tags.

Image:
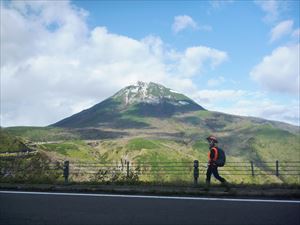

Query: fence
<box><xmin>1</xmin><ymin>159</ymin><xmax>299</xmax><ymax>184</ymax></box>
<box><xmin>60</xmin><ymin>160</ymin><xmax>300</xmax><ymax>184</ymax></box>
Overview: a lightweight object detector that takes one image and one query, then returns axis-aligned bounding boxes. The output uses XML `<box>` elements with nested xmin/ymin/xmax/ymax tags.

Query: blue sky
<box><xmin>1</xmin><ymin>0</ymin><xmax>299</xmax><ymax>126</ymax></box>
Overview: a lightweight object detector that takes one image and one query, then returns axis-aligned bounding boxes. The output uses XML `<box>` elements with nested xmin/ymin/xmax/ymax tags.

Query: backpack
<box><xmin>215</xmin><ymin>147</ymin><xmax>226</xmax><ymax>167</ymax></box>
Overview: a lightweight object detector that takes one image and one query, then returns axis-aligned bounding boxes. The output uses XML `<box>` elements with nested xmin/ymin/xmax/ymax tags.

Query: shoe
<box><xmin>204</xmin><ymin>181</ymin><xmax>210</xmax><ymax>191</ymax></box>
<box><xmin>222</xmin><ymin>181</ymin><xmax>230</xmax><ymax>192</ymax></box>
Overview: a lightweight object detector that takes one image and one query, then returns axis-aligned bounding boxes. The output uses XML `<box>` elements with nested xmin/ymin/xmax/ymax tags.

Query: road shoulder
<box><xmin>1</xmin><ymin>183</ymin><xmax>300</xmax><ymax>199</ymax></box>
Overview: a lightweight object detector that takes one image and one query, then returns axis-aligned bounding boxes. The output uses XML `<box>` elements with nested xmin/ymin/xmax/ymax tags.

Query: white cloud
<box><xmin>219</xmin><ymin>99</ymin><xmax>300</xmax><ymax>126</ymax></box>
<box><xmin>255</xmin><ymin>0</ymin><xmax>282</xmax><ymax>23</ymax></box>
<box><xmin>0</xmin><ymin>1</ymin><xmax>228</xmax><ymax>127</ymax></box>
<box><xmin>192</xmin><ymin>89</ymin><xmax>299</xmax><ymax>126</ymax></box>
<box><xmin>172</xmin><ymin>15</ymin><xmax>212</xmax><ymax>33</ymax></box>
<box><xmin>191</xmin><ymin>89</ymin><xmax>246</xmax><ymax>105</ymax></box>
<box><xmin>210</xmin><ymin>0</ymin><xmax>234</xmax><ymax>9</ymax></box>
<box><xmin>292</xmin><ymin>28</ymin><xmax>300</xmax><ymax>38</ymax></box>
<box><xmin>250</xmin><ymin>44</ymin><xmax>300</xmax><ymax>95</ymax></box>
<box><xmin>207</xmin><ymin>76</ymin><xmax>225</xmax><ymax>87</ymax></box>
<box><xmin>175</xmin><ymin>46</ymin><xmax>228</xmax><ymax>77</ymax></box>
<box><xmin>270</xmin><ymin>20</ymin><xmax>294</xmax><ymax>42</ymax></box>
<box><xmin>172</xmin><ymin>15</ymin><xmax>198</xmax><ymax>33</ymax></box>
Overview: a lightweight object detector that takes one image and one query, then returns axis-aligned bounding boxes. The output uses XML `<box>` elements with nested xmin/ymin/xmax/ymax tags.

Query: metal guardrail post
<box><xmin>126</xmin><ymin>161</ymin><xmax>130</xmax><ymax>178</ymax></box>
<box><xmin>251</xmin><ymin>161</ymin><xmax>254</xmax><ymax>177</ymax></box>
<box><xmin>276</xmin><ymin>160</ymin><xmax>279</xmax><ymax>177</ymax></box>
<box><xmin>193</xmin><ymin>160</ymin><xmax>199</xmax><ymax>185</ymax></box>
<box><xmin>63</xmin><ymin>161</ymin><xmax>69</xmax><ymax>184</ymax></box>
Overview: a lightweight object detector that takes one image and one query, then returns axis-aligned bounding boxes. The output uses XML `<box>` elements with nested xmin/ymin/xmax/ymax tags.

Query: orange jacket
<box><xmin>208</xmin><ymin>147</ymin><xmax>218</xmax><ymax>163</ymax></box>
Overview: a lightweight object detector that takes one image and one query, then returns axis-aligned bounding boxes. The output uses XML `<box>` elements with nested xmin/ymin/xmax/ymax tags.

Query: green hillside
<box><xmin>0</xmin><ymin>128</ymin><xmax>31</xmax><ymax>153</ymax></box>
<box><xmin>4</xmin><ymin>121</ymin><xmax>298</xmax><ymax>184</ymax></box>
<box><xmin>17</xmin><ymin>134</ymin><xmax>297</xmax><ymax>184</ymax></box>
<box><xmin>4</xmin><ymin>126</ymin><xmax>79</xmax><ymax>142</ymax></box>
<box><xmin>4</xmin><ymin>110</ymin><xmax>299</xmax><ymax>165</ymax></box>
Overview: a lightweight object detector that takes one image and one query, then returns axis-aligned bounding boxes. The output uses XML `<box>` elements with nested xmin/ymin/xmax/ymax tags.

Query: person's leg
<box><xmin>205</xmin><ymin>165</ymin><xmax>213</xmax><ymax>190</ymax></box>
<box><xmin>211</xmin><ymin>166</ymin><xmax>226</xmax><ymax>183</ymax></box>
<box><xmin>206</xmin><ymin>165</ymin><xmax>213</xmax><ymax>184</ymax></box>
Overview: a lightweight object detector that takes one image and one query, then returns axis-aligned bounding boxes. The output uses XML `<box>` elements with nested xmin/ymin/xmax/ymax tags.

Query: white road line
<box><xmin>0</xmin><ymin>190</ymin><xmax>299</xmax><ymax>204</ymax></box>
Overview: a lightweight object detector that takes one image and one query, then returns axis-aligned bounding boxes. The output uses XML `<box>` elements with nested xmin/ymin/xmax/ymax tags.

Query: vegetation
<box><xmin>5</xmin><ymin>126</ymin><xmax>79</xmax><ymax>142</ymax></box>
<box><xmin>39</xmin><ymin>140</ymin><xmax>96</xmax><ymax>161</ymax></box>
<box><xmin>0</xmin><ymin>152</ymin><xmax>62</xmax><ymax>183</ymax></box>
<box><xmin>127</xmin><ymin>138</ymin><xmax>160</xmax><ymax>150</ymax></box>
<box><xmin>0</xmin><ymin>129</ymin><xmax>31</xmax><ymax>153</ymax></box>
<box><xmin>0</xmin><ymin>135</ymin><xmax>292</xmax><ymax>185</ymax></box>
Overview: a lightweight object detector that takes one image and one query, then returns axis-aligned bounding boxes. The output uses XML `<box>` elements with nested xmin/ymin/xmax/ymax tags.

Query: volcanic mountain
<box><xmin>52</xmin><ymin>81</ymin><xmax>205</xmax><ymax>128</ymax></box>
<box><xmin>49</xmin><ymin>81</ymin><xmax>298</xmax><ymax>153</ymax></box>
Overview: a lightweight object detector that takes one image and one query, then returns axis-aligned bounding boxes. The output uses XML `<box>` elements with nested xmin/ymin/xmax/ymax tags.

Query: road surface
<box><xmin>0</xmin><ymin>191</ymin><xmax>299</xmax><ymax>225</ymax></box>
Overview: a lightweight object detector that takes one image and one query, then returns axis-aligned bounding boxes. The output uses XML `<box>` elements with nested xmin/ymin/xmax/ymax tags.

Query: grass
<box><xmin>195</xmin><ymin>110</ymin><xmax>213</xmax><ymax>118</ymax></box>
<box><xmin>249</xmin><ymin>126</ymin><xmax>299</xmax><ymax>162</ymax></box>
<box><xmin>0</xmin><ymin>129</ymin><xmax>30</xmax><ymax>153</ymax></box>
<box><xmin>126</xmin><ymin>138</ymin><xmax>160</xmax><ymax>150</ymax></box>
<box><xmin>39</xmin><ymin>140</ymin><xmax>96</xmax><ymax>161</ymax></box>
<box><xmin>192</xmin><ymin>140</ymin><xmax>207</xmax><ymax>151</ymax></box>
<box><xmin>4</xmin><ymin>126</ymin><xmax>79</xmax><ymax>142</ymax></box>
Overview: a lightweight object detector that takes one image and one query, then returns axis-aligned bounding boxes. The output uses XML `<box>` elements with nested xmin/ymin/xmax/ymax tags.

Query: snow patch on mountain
<box><xmin>170</xmin><ymin>89</ymin><xmax>181</xmax><ymax>94</ymax></box>
<box><xmin>179</xmin><ymin>101</ymin><xmax>189</xmax><ymax>105</ymax></box>
<box><xmin>113</xmin><ymin>81</ymin><xmax>197</xmax><ymax>107</ymax></box>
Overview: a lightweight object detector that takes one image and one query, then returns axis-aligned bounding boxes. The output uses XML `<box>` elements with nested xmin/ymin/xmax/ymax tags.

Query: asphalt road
<box><xmin>0</xmin><ymin>191</ymin><xmax>299</xmax><ymax>225</ymax></box>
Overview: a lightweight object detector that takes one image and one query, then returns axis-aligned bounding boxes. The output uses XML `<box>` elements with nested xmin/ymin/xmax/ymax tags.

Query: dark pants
<box><xmin>206</xmin><ymin>164</ymin><xmax>226</xmax><ymax>183</ymax></box>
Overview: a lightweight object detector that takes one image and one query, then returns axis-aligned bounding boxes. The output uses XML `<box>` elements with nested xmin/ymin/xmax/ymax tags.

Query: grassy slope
<box><xmin>39</xmin><ymin>140</ymin><xmax>96</xmax><ymax>162</ymax></box>
<box><xmin>0</xmin><ymin>129</ymin><xmax>31</xmax><ymax>153</ymax></box>
<box><xmin>2</xmin><ymin>110</ymin><xmax>299</xmax><ymax>184</ymax></box>
<box><xmin>27</xmin><ymin>136</ymin><xmax>297</xmax><ymax>184</ymax></box>
<box><xmin>5</xmin><ymin>127</ymin><xmax>79</xmax><ymax>142</ymax></box>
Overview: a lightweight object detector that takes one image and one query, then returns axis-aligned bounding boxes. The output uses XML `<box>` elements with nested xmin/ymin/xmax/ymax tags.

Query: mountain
<box><xmin>47</xmin><ymin>81</ymin><xmax>299</xmax><ymax>166</ymax></box>
<box><xmin>52</xmin><ymin>81</ymin><xmax>204</xmax><ymax>128</ymax></box>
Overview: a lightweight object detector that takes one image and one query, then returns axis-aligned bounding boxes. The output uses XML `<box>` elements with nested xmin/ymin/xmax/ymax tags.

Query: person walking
<box><xmin>205</xmin><ymin>135</ymin><xmax>228</xmax><ymax>190</ymax></box>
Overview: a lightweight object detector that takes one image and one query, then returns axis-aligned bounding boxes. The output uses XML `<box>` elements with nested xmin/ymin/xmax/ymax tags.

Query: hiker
<box><xmin>205</xmin><ymin>135</ymin><xmax>227</xmax><ymax>189</ymax></box>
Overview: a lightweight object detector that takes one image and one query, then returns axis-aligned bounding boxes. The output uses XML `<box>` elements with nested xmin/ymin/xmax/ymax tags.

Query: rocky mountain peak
<box><xmin>113</xmin><ymin>81</ymin><xmax>193</xmax><ymax>106</ymax></box>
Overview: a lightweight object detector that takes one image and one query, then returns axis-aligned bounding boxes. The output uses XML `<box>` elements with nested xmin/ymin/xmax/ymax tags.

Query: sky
<box><xmin>0</xmin><ymin>0</ymin><xmax>299</xmax><ymax>127</ymax></box>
